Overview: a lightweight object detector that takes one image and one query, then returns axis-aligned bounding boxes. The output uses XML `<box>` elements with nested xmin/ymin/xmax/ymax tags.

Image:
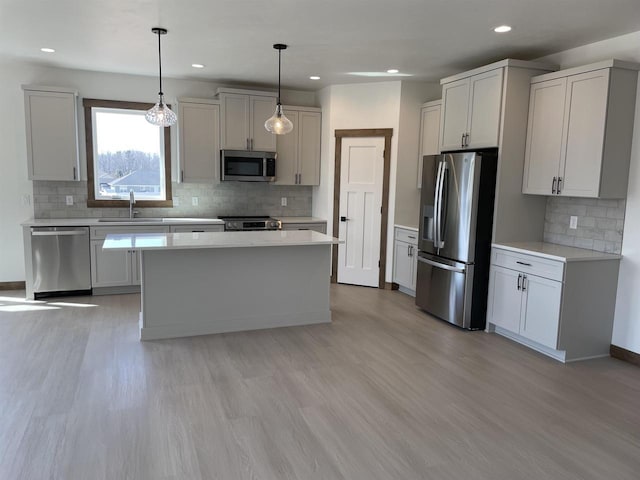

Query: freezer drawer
<box><xmin>31</xmin><ymin>226</ymin><xmax>91</xmax><ymax>296</ymax></box>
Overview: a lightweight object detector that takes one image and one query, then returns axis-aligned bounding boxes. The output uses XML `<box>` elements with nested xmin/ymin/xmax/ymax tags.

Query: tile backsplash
<box><xmin>33</xmin><ymin>181</ymin><xmax>312</xmax><ymax>219</ymax></box>
<box><xmin>544</xmin><ymin>196</ymin><xmax>626</xmax><ymax>254</ymax></box>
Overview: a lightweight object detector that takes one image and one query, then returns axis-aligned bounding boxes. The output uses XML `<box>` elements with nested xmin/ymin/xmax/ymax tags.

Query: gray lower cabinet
<box><xmin>487</xmin><ymin>245</ymin><xmax>620</xmax><ymax>362</ymax></box>
<box><xmin>393</xmin><ymin>227</ymin><xmax>418</xmax><ymax>295</ymax></box>
<box><xmin>281</xmin><ymin>222</ymin><xmax>327</xmax><ymax>234</ymax></box>
<box><xmin>90</xmin><ymin>226</ymin><xmax>170</xmax><ymax>289</ymax></box>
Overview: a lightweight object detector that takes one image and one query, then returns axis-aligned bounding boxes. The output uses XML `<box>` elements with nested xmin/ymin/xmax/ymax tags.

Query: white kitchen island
<box><xmin>103</xmin><ymin>230</ymin><xmax>339</xmax><ymax>340</ymax></box>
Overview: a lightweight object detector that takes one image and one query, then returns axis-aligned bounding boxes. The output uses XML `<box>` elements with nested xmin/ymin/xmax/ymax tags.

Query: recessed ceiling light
<box><xmin>40</xmin><ymin>47</ymin><xmax>55</xmax><ymax>53</ymax></box>
<box><xmin>494</xmin><ymin>25</ymin><xmax>512</xmax><ymax>33</ymax></box>
<box><xmin>309</xmin><ymin>76</ymin><xmax>321</xmax><ymax>80</ymax></box>
<box><xmin>387</xmin><ymin>69</ymin><xmax>399</xmax><ymax>74</ymax></box>
<box><xmin>191</xmin><ymin>63</ymin><xmax>205</xmax><ymax>69</ymax></box>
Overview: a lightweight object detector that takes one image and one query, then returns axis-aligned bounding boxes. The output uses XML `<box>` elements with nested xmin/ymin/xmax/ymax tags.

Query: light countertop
<box><xmin>22</xmin><ymin>217</ymin><xmax>225</xmax><ymax>227</ymax></box>
<box><xmin>395</xmin><ymin>224</ymin><xmax>419</xmax><ymax>232</ymax></box>
<box><xmin>103</xmin><ymin>230</ymin><xmax>340</xmax><ymax>251</ymax></box>
<box><xmin>493</xmin><ymin>242</ymin><xmax>621</xmax><ymax>262</ymax></box>
<box><xmin>275</xmin><ymin>217</ymin><xmax>327</xmax><ymax>224</ymax></box>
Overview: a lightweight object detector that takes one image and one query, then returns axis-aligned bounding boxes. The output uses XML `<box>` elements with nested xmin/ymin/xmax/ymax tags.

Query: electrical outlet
<box><xmin>281</xmin><ymin>197</ymin><xmax>287</xmax><ymax>207</ymax></box>
<box><xmin>569</xmin><ymin>216</ymin><xmax>578</xmax><ymax>229</ymax></box>
<box><xmin>191</xmin><ymin>197</ymin><xmax>199</xmax><ymax>206</ymax></box>
<box><xmin>66</xmin><ymin>195</ymin><xmax>74</xmax><ymax>206</ymax></box>
<box><xmin>174</xmin><ymin>197</ymin><xmax>180</xmax><ymax>206</ymax></box>
<box><xmin>21</xmin><ymin>194</ymin><xmax>31</xmax><ymax>206</ymax></box>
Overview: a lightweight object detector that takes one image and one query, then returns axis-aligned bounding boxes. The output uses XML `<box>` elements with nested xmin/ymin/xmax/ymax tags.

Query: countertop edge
<box><xmin>21</xmin><ymin>218</ymin><xmax>225</xmax><ymax>227</ymax></box>
<box><xmin>492</xmin><ymin>242</ymin><xmax>622</xmax><ymax>263</ymax></box>
<box><xmin>394</xmin><ymin>224</ymin><xmax>419</xmax><ymax>232</ymax></box>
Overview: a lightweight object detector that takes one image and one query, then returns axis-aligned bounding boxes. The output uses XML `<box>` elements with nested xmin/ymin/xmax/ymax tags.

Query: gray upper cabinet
<box><xmin>23</xmin><ymin>86</ymin><xmax>80</xmax><ymax>181</ymax></box>
<box><xmin>275</xmin><ymin>106</ymin><xmax>321</xmax><ymax>186</ymax></box>
<box><xmin>522</xmin><ymin>60</ymin><xmax>640</xmax><ymax>198</ymax></box>
<box><xmin>440</xmin><ymin>68</ymin><xmax>503</xmax><ymax>151</ymax></box>
<box><xmin>417</xmin><ymin>100</ymin><xmax>441</xmax><ymax>189</ymax></box>
<box><xmin>217</xmin><ymin>88</ymin><xmax>277</xmax><ymax>151</ymax></box>
<box><xmin>177</xmin><ymin>99</ymin><xmax>220</xmax><ymax>184</ymax></box>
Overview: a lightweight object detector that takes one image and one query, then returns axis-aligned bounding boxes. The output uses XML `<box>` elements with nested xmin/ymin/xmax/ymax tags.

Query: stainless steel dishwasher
<box><xmin>31</xmin><ymin>226</ymin><xmax>91</xmax><ymax>298</ymax></box>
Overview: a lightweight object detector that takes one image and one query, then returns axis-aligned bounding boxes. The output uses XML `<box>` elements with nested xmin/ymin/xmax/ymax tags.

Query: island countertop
<box><xmin>103</xmin><ymin>230</ymin><xmax>340</xmax><ymax>251</ymax></box>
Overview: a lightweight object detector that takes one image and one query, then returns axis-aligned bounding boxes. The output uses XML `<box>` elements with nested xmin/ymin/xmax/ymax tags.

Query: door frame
<box><xmin>331</xmin><ymin>128</ymin><xmax>393</xmax><ymax>289</ymax></box>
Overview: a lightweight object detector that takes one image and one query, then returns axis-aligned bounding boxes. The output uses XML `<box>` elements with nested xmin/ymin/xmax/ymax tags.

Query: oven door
<box><xmin>221</xmin><ymin>150</ymin><xmax>276</xmax><ymax>182</ymax></box>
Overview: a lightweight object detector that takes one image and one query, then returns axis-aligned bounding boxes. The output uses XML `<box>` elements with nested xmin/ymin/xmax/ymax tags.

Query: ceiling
<box><xmin>1</xmin><ymin>0</ymin><xmax>640</xmax><ymax>90</ymax></box>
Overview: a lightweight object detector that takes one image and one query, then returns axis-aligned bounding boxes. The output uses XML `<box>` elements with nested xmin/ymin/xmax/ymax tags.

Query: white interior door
<box><xmin>337</xmin><ymin>137</ymin><xmax>385</xmax><ymax>287</ymax></box>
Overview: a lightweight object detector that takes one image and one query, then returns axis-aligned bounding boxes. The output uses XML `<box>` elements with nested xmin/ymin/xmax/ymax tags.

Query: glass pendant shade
<box><xmin>146</xmin><ymin>95</ymin><xmax>177</xmax><ymax>127</ymax></box>
<box><xmin>265</xmin><ymin>103</ymin><xmax>293</xmax><ymax>135</ymax></box>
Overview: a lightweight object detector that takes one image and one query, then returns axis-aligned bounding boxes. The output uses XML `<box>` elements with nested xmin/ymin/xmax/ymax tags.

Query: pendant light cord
<box><xmin>157</xmin><ymin>30</ymin><xmax>163</xmax><ymax>97</ymax></box>
<box><xmin>277</xmin><ymin>47</ymin><xmax>281</xmax><ymax>105</ymax></box>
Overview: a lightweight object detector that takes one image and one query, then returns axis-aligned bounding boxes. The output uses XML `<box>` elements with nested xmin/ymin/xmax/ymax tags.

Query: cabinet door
<box><xmin>90</xmin><ymin>241</ymin><xmax>132</xmax><ymax>287</ymax></box>
<box><xmin>520</xmin><ymin>274</ymin><xmax>562</xmax><ymax>349</ymax></box>
<box><xmin>522</xmin><ymin>78</ymin><xmax>567</xmax><ymax>195</ymax></box>
<box><xmin>417</xmin><ymin>103</ymin><xmax>441</xmax><ymax>188</ymax></box>
<box><xmin>178</xmin><ymin>102</ymin><xmax>220</xmax><ymax>183</ymax></box>
<box><xmin>440</xmin><ymin>78</ymin><xmax>470</xmax><ymax>151</ymax></box>
<box><xmin>275</xmin><ymin>110</ymin><xmax>299</xmax><ymax>185</ymax></box>
<box><xmin>250</xmin><ymin>96</ymin><xmax>277</xmax><ymax>151</ymax></box>
<box><xmin>467</xmin><ymin>69</ymin><xmax>503</xmax><ymax>149</ymax></box>
<box><xmin>559</xmin><ymin>69</ymin><xmax>610</xmax><ymax>197</ymax></box>
<box><xmin>297</xmin><ymin>111</ymin><xmax>321</xmax><ymax>185</ymax></box>
<box><xmin>487</xmin><ymin>266</ymin><xmax>523</xmax><ymax>334</ymax></box>
<box><xmin>25</xmin><ymin>90</ymin><xmax>79</xmax><ymax>181</ymax></box>
<box><xmin>220</xmin><ymin>94</ymin><xmax>250</xmax><ymax>150</ymax></box>
<box><xmin>393</xmin><ymin>241</ymin><xmax>414</xmax><ymax>289</ymax></box>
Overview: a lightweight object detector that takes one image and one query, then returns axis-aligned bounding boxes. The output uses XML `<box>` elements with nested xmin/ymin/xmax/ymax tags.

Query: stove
<box><xmin>218</xmin><ymin>216</ymin><xmax>282</xmax><ymax>231</ymax></box>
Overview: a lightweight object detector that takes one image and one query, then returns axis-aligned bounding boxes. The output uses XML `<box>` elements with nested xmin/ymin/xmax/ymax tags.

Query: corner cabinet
<box><xmin>276</xmin><ymin>106</ymin><xmax>322</xmax><ymax>186</ymax></box>
<box><xmin>23</xmin><ymin>85</ymin><xmax>80</xmax><ymax>181</ymax></box>
<box><xmin>417</xmin><ymin>100</ymin><xmax>441</xmax><ymax>189</ymax></box>
<box><xmin>522</xmin><ymin>60</ymin><xmax>639</xmax><ymax>198</ymax></box>
<box><xmin>440</xmin><ymin>68</ymin><xmax>503</xmax><ymax>151</ymax></box>
<box><xmin>177</xmin><ymin>98</ymin><xmax>220</xmax><ymax>184</ymax></box>
<box><xmin>393</xmin><ymin>227</ymin><xmax>418</xmax><ymax>296</ymax></box>
<box><xmin>217</xmin><ymin>88</ymin><xmax>277</xmax><ymax>152</ymax></box>
<box><xmin>487</xmin><ymin>244</ymin><xmax>620</xmax><ymax>362</ymax></box>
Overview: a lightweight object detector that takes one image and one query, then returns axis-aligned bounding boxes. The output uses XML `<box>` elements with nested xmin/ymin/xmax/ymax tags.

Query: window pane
<box><xmin>92</xmin><ymin>108</ymin><xmax>166</xmax><ymax>201</ymax></box>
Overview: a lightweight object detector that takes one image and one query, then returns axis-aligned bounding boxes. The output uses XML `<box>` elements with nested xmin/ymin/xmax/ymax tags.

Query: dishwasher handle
<box><xmin>32</xmin><ymin>230</ymin><xmax>88</xmax><ymax>236</ymax></box>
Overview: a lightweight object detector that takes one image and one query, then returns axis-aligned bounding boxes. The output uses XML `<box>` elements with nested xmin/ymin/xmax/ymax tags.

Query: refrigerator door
<box><xmin>436</xmin><ymin>152</ymin><xmax>481</xmax><ymax>263</ymax></box>
<box><xmin>415</xmin><ymin>252</ymin><xmax>475</xmax><ymax>329</ymax></box>
<box><xmin>418</xmin><ymin>155</ymin><xmax>441</xmax><ymax>255</ymax></box>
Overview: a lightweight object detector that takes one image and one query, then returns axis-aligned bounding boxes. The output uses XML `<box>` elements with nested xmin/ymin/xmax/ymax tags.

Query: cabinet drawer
<box><xmin>282</xmin><ymin>223</ymin><xmax>327</xmax><ymax>234</ymax></box>
<box><xmin>491</xmin><ymin>248</ymin><xmax>564</xmax><ymax>282</ymax></box>
<box><xmin>90</xmin><ymin>226</ymin><xmax>169</xmax><ymax>240</ymax></box>
<box><xmin>395</xmin><ymin>228</ymin><xmax>418</xmax><ymax>245</ymax></box>
<box><xmin>169</xmin><ymin>225</ymin><xmax>223</xmax><ymax>233</ymax></box>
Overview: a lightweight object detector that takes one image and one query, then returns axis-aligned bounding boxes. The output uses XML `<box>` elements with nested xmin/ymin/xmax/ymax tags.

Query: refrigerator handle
<box><xmin>417</xmin><ymin>256</ymin><xmax>466</xmax><ymax>274</ymax></box>
<box><xmin>433</xmin><ymin>160</ymin><xmax>444</xmax><ymax>248</ymax></box>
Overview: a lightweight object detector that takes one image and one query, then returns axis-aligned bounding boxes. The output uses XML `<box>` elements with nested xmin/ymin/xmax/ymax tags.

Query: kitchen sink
<box><xmin>98</xmin><ymin>218</ymin><xmax>164</xmax><ymax>222</ymax></box>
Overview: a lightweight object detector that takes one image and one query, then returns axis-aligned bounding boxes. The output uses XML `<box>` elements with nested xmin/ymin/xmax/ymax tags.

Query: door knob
<box><xmin>340</xmin><ymin>216</ymin><xmax>349</xmax><ymax>222</ymax></box>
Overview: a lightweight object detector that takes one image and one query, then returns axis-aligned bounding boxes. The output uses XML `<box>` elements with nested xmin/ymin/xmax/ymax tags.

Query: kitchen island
<box><xmin>103</xmin><ymin>230</ymin><xmax>339</xmax><ymax>340</ymax></box>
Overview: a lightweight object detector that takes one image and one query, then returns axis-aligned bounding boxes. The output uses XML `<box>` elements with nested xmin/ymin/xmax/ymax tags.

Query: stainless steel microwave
<box><xmin>220</xmin><ymin>150</ymin><xmax>276</xmax><ymax>182</ymax></box>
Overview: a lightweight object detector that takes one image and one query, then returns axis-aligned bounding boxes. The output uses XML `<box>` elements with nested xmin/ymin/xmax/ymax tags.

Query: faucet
<box><xmin>129</xmin><ymin>191</ymin><xmax>136</xmax><ymax>219</ymax></box>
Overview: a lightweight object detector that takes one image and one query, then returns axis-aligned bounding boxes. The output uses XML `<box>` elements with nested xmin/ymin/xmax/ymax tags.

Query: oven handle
<box><xmin>417</xmin><ymin>256</ymin><xmax>465</xmax><ymax>274</ymax></box>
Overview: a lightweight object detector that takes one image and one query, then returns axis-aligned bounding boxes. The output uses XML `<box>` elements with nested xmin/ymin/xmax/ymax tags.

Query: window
<box><xmin>83</xmin><ymin>99</ymin><xmax>172</xmax><ymax>207</ymax></box>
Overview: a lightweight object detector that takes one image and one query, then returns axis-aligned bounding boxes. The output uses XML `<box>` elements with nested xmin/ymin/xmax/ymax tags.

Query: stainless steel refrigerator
<box><xmin>415</xmin><ymin>150</ymin><xmax>497</xmax><ymax>330</ymax></box>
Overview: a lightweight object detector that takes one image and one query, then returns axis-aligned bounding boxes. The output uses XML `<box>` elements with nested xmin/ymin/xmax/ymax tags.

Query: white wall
<box><xmin>0</xmin><ymin>58</ymin><xmax>316</xmax><ymax>282</ymax></box>
<box><xmin>395</xmin><ymin>82</ymin><xmax>441</xmax><ymax>228</ymax></box>
<box><xmin>538</xmin><ymin>30</ymin><xmax>640</xmax><ymax>354</ymax></box>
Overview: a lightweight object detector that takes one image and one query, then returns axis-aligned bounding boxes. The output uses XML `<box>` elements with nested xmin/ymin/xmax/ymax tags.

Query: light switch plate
<box><xmin>66</xmin><ymin>195</ymin><xmax>74</xmax><ymax>206</ymax></box>
<box><xmin>281</xmin><ymin>197</ymin><xmax>287</xmax><ymax>207</ymax></box>
<box><xmin>569</xmin><ymin>216</ymin><xmax>578</xmax><ymax>229</ymax></box>
<box><xmin>191</xmin><ymin>197</ymin><xmax>199</xmax><ymax>206</ymax></box>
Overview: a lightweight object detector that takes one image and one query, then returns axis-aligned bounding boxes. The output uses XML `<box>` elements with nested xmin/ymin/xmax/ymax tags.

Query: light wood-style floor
<box><xmin>1</xmin><ymin>285</ymin><xmax>639</xmax><ymax>479</ymax></box>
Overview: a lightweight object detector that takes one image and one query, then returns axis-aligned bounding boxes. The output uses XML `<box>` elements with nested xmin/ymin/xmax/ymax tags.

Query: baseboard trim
<box><xmin>610</xmin><ymin>345</ymin><xmax>640</xmax><ymax>367</ymax></box>
<box><xmin>0</xmin><ymin>281</ymin><xmax>26</xmax><ymax>291</ymax></box>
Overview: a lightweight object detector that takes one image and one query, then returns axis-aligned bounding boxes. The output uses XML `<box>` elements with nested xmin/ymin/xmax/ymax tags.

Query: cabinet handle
<box><xmin>298</xmin><ymin>173</ymin><xmax>302</xmax><ymax>184</ymax></box>
<box><xmin>557</xmin><ymin>177</ymin><xmax>563</xmax><ymax>195</ymax></box>
<box><xmin>516</xmin><ymin>261</ymin><xmax>532</xmax><ymax>267</ymax></box>
<box><xmin>464</xmin><ymin>133</ymin><xmax>470</xmax><ymax>147</ymax></box>
<box><xmin>552</xmin><ymin>176</ymin><xmax>557</xmax><ymax>194</ymax></box>
<box><xmin>181</xmin><ymin>170</ymin><xmax>184</xmax><ymax>183</ymax></box>
<box><xmin>522</xmin><ymin>275</ymin><xmax>528</xmax><ymax>291</ymax></box>
<box><xmin>461</xmin><ymin>133</ymin><xmax>465</xmax><ymax>148</ymax></box>
<box><xmin>250</xmin><ymin>138</ymin><xmax>254</xmax><ymax>150</ymax></box>
<box><xmin>407</xmin><ymin>245</ymin><xmax>411</xmax><ymax>257</ymax></box>
<box><xmin>246</xmin><ymin>138</ymin><xmax>250</xmax><ymax>150</ymax></box>
<box><xmin>517</xmin><ymin>273</ymin><xmax>522</xmax><ymax>291</ymax></box>
<box><xmin>73</xmin><ymin>167</ymin><xmax>77</xmax><ymax>180</ymax></box>
<box><xmin>407</xmin><ymin>235</ymin><xmax>416</xmax><ymax>240</ymax></box>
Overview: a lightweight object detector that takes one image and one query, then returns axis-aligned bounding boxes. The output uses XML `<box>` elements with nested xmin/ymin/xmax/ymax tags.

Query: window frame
<box><xmin>83</xmin><ymin>98</ymin><xmax>173</xmax><ymax>208</ymax></box>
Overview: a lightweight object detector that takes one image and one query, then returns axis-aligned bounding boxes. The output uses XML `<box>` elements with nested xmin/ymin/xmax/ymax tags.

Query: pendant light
<box><xmin>146</xmin><ymin>27</ymin><xmax>177</xmax><ymax>127</ymax></box>
<box><xmin>265</xmin><ymin>44</ymin><xmax>293</xmax><ymax>135</ymax></box>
